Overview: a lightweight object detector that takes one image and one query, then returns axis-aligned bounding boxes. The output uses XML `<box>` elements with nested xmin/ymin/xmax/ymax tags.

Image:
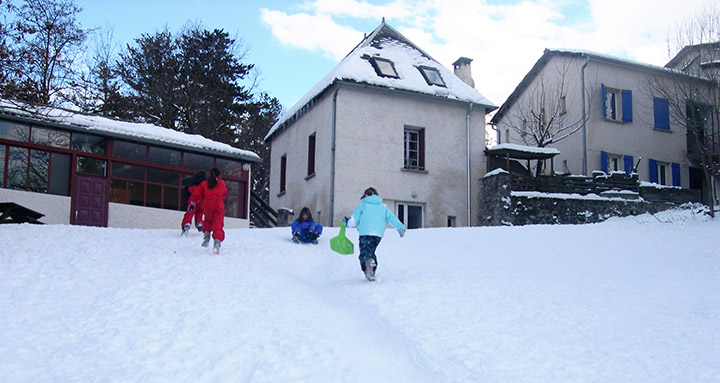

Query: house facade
<box><xmin>265</xmin><ymin>22</ymin><xmax>496</xmax><ymax>228</ymax></box>
<box><xmin>491</xmin><ymin>49</ymin><xmax>716</xmax><ymax>201</ymax></box>
<box><xmin>0</xmin><ymin>100</ymin><xmax>259</xmax><ymax>228</ymax></box>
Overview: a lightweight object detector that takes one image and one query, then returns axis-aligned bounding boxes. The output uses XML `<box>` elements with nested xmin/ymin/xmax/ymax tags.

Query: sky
<box><xmin>1</xmin><ymin>206</ymin><xmax>719</xmax><ymax>381</ymax></box>
<box><xmin>73</xmin><ymin>0</ymin><xmax>718</xmax><ymax>115</ymax></box>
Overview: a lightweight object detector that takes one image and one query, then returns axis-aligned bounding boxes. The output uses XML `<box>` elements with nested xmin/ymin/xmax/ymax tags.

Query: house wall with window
<box><xmin>0</xmin><ymin>104</ymin><xmax>259</xmax><ymax>229</ymax></box>
<box><xmin>494</xmin><ymin>50</ymin><xmax>693</xmax><ymax>188</ymax></box>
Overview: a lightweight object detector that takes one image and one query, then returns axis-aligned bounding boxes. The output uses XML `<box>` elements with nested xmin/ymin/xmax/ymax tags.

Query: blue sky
<box><xmin>74</xmin><ymin>0</ymin><xmax>716</xmax><ymax>114</ymax></box>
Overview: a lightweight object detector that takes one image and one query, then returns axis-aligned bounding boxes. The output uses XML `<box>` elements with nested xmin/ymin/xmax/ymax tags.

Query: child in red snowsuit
<box><xmin>188</xmin><ymin>167</ymin><xmax>227</xmax><ymax>253</ymax></box>
<box><xmin>181</xmin><ymin>171</ymin><xmax>206</xmax><ymax>236</ymax></box>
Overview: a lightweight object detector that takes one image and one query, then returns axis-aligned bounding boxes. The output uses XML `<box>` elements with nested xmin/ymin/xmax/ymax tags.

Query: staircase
<box><xmin>249</xmin><ymin>190</ymin><xmax>278</xmax><ymax>228</ymax></box>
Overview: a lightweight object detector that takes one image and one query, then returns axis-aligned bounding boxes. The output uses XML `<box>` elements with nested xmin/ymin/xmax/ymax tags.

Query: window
<box><xmin>653</xmin><ymin>97</ymin><xmax>670</xmax><ymax>130</ymax></box>
<box><xmin>71</xmin><ymin>132</ymin><xmax>107</xmax><ymax>154</ymax></box>
<box><xmin>602</xmin><ymin>84</ymin><xmax>632</xmax><ymax>122</ymax></box>
<box><xmin>29</xmin><ymin>150</ymin><xmax>49</xmax><ymax>192</ymax></box>
<box><xmin>601</xmin><ymin>151</ymin><xmax>634</xmax><ymax>174</ymax></box>
<box><xmin>113</xmin><ymin>140</ymin><xmax>146</xmax><ymax>161</ymax></box>
<box><xmin>77</xmin><ymin>156</ymin><xmax>107</xmax><ymax>177</ymax></box>
<box><xmin>7</xmin><ymin>146</ymin><xmax>28</xmax><ymax>189</ymax></box>
<box><xmin>183</xmin><ymin>152</ymin><xmax>213</xmax><ymax>171</ymax></box>
<box><xmin>397</xmin><ymin>203</ymin><xmax>423</xmax><ymax>229</ymax></box>
<box><xmin>0</xmin><ymin>120</ymin><xmax>29</xmax><ymax>142</ymax></box>
<box><xmin>404</xmin><ymin>127</ymin><xmax>425</xmax><ymax>170</ymax></box>
<box><xmin>418</xmin><ymin>66</ymin><xmax>446</xmax><ymax>87</ymax></box>
<box><xmin>447</xmin><ymin>216</ymin><xmax>456</xmax><ymax>227</ymax></box>
<box><xmin>31</xmin><ymin>127</ymin><xmax>70</xmax><ymax>148</ymax></box>
<box><xmin>217</xmin><ymin>158</ymin><xmax>244</xmax><ymax>178</ymax></box>
<box><xmin>368</xmin><ymin>57</ymin><xmax>399</xmax><ymax>78</ymax></box>
<box><xmin>307</xmin><ymin>133</ymin><xmax>316</xmax><ymax>177</ymax></box>
<box><xmin>280</xmin><ymin>154</ymin><xmax>287</xmax><ymax>193</ymax></box>
<box><xmin>48</xmin><ymin>153</ymin><xmax>70</xmax><ymax>196</ymax></box>
<box><xmin>149</xmin><ymin>146</ymin><xmax>180</xmax><ymax>167</ymax></box>
<box><xmin>0</xmin><ymin>144</ymin><xmax>69</xmax><ymax>195</ymax></box>
<box><xmin>648</xmin><ymin>159</ymin><xmax>680</xmax><ymax>186</ymax></box>
<box><xmin>560</xmin><ymin>95</ymin><xmax>567</xmax><ymax>115</ymax></box>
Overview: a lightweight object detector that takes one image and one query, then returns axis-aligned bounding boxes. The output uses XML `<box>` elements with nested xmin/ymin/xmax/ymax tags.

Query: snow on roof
<box><xmin>0</xmin><ymin>100</ymin><xmax>260</xmax><ymax>162</ymax></box>
<box><xmin>487</xmin><ymin>143</ymin><xmax>561</xmax><ymax>155</ymax></box>
<box><xmin>265</xmin><ymin>22</ymin><xmax>496</xmax><ymax>141</ymax></box>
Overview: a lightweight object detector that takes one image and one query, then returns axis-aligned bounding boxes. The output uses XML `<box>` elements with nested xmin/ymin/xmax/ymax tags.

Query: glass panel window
<box><xmin>7</xmin><ymin>146</ymin><xmax>29</xmax><ymax>189</ymax></box>
<box><xmin>216</xmin><ymin>158</ymin><xmax>244</xmax><ymax>178</ymax></box>
<box><xmin>110</xmin><ymin>179</ymin><xmax>127</xmax><ymax>203</ymax></box>
<box><xmin>31</xmin><ymin>127</ymin><xmax>70</xmax><ymax>148</ymax></box>
<box><xmin>113</xmin><ymin>140</ymin><xmax>146</xmax><ymax>161</ymax></box>
<box><xmin>111</xmin><ymin>163</ymin><xmax>145</xmax><ymax>180</ymax></box>
<box><xmin>149</xmin><ymin>146</ymin><xmax>181</xmax><ymax>167</ymax></box>
<box><xmin>0</xmin><ymin>120</ymin><xmax>30</xmax><ymax>142</ymax></box>
<box><xmin>183</xmin><ymin>152</ymin><xmax>213</xmax><ymax>171</ymax></box>
<box><xmin>48</xmin><ymin>152</ymin><xmax>70</xmax><ymax>196</ymax></box>
<box><xmin>129</xmin><ymin>181</ymin><xmax>144</xmax><ymax>206</ymax></box>
<box><xmin>146</xmin><ymin>184</ymin><xmax>161</xmax><ymax>208</ymax></box>
<box><xmin>163</xmin><ymin>186</ymin><xmax>179</xmax><ymax>210</ymax></box>
<box><xmin>225</xmin><ymin>179</ymin><xmax>240</xmax><ymax>218</ymax></box>
<box><xmin>77</xmin><ymin>156</ymin><xmax>107</xmax><ymax>177</ymax></box>
<box><xmin>29</xmin><ymin>150</ymin><xmax>49</xmax><ymax>193</ymax></box>
<box><xmin>397</xmin><ymin>202</ymin><xmax>424</xmax><ymax>229</ymax></box>
<box><xmin>72</xmin><ymin>132</ymin><xmax>107</xmax><ymax>154</ymax></box>
<box><xmin>418</xmin><ymin>66</ymin><xmax>445</xmax><ymax>87</ymax></box>
<box><xmin>369</xmin><ymin>57</ymin><xmax>399</xmax><ymax>78</ymax></box>
<box><xmin>147</xmin><ymin>167</ymin><xmax>179</xmax><ymax>186</ymax></box>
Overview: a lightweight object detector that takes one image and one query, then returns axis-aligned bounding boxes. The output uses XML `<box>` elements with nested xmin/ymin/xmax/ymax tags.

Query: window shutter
<box><xmin>672</xmin><ymin>163</ymin><xmax>681</xmax><ymax>186</ymax></box>
<box><xmin>648</xmin><ymin>159</ymin><xmax>658</xmax><ymax>183</ymax></box>
<box><xmin>601</xmin><ymin>151</ymin><xmax>608</xmax><ymax>173</ymax></box>
<box><xmin>601</xmin><ymin>84</ymin><xmax>607</xmax><ymax>118</ymax></box>
<box><xmin>419</xmin><ymin>129</ymin><xmax>425</xmax><ymax>170</ymax></box>
<box><xmin>624</xmin><ymin>155</ymin><xmax>634</xmax><ymax>174</ymax></box>
<box><xmin>653</xmin><ymin>97</ymin><xmax>670</xmax><ymax>130</ymax></box>
<box><xmin>621</xmin><ymin>90</ymin><xmax>633</xmax><ymax>122</ymax></box>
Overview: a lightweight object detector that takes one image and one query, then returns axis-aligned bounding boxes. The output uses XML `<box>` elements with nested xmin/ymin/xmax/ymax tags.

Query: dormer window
<box><xmin>368</xmin><ymin>57</ymin><xmax>399</xmax><ymax>78</ymax></box>
<box><xmin>418</xmin><ymin>66</ymin><xmax>445</xmax><ymax>87</ymax></box>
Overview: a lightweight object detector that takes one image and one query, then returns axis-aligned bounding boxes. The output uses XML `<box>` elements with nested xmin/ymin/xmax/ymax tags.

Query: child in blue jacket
<box><xmin>291</xmin><ymin>207</ymin><xmax>323</xmax><ymax>244</ymax></box>
<box><xmin>344</xmin><ymin>187</ymin><xmax>406</xmax><ymax>281</ymax></box>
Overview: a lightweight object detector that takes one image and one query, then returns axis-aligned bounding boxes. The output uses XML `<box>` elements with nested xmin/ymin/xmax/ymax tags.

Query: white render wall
<box><xmin>0</xmin><ymin>188</ymin><xmax>249</xmax><ymax>229</ymax></box>
<box><xmin>497</xmin><ymin>55</ymin><xmax>690</xmax><ymax>187</ymax></box>
<box><xmin>270</xmin><ymin>84</ymin><xmax>489</xmax><ymax>228</ymax></box>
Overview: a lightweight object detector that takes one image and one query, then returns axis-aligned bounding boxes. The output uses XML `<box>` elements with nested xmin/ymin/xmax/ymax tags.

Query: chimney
<box><xmin>453</xmin><ymin>57</ymin><xmax>475</xmax><ymax>89</ymax></box>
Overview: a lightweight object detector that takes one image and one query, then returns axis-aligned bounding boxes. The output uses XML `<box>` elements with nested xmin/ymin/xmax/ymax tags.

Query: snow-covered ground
<box><xmin>1</xmin><ymin>206</ymin><xmax>719</xmax><ymax>382</ymax></box>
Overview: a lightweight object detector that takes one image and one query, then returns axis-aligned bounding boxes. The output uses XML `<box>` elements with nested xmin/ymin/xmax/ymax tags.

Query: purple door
<box><xmin>74</xmin><ymin>175</ymin><xmax>108</xmax><ymax>227</ymax></box>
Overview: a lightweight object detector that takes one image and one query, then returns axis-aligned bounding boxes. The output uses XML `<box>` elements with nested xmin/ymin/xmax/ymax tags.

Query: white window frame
<box><xmin>418</xmin><ymin>65</ymin><xmax>446</xmax><ymax>87</ymax></box>
<box><xmin>397</xmin><ymin>202</ymin><xmax>424</xmax><ymax>229</ymax></box>
<box><xmin>657</xmin><ymin>162</ymin><xmax>669</xmax><ymax>186</ymax></box>
<box><xmin>604</xmin><ymin>87</ymin><xmax>622</xmax><ymax>121</ymax></box>
<box><xmin>607</xmin><ymin>153</ymin><xmax>623</xmax><ymax>172</ymax></box>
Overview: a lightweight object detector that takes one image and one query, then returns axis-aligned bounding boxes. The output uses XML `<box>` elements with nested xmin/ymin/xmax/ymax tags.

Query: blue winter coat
<box><xmin>291</xmin><ymin>218</ymin><xmax>323</xmax><ymax>242</ymax></box>
<box><xmin>349</xmin><ymin>195</ymin><xmax>405</xmax><ymax>237</ymax></box>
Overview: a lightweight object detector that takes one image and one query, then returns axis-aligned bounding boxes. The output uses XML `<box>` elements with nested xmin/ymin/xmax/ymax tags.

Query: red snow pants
<box><xmin>202</xmin><ymin>200</ymin><xmax>225</xmax><ymax>241</ymax></box>
<box><xmin>181</xmin><ymin>204</ymin><xmax>203</xmax><ymax>228</ymax></box>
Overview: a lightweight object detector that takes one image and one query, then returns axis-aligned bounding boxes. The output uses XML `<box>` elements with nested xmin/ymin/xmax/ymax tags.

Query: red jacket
<box><xmin>189</xmin><ymin>179</ymin><xmax>227</xmax><ymax>212</ymax></box>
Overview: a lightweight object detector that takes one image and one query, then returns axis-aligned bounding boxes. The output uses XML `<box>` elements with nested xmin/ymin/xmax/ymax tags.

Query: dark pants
<box><xmin>359</xmin><ymin>235</ymin><xmax>382</xmax><ymax>271</ymax></box>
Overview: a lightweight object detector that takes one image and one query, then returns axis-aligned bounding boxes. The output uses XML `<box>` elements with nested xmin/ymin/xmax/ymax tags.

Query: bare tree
<box><xmin>667</xmin><ymin>4</ymin><xmax>720</xmax><ymax>59</ymax></box>
<box><xmin>503</xmin><ymin>61</ymin><xmax>592</xmax><ymax>176</ymax></box>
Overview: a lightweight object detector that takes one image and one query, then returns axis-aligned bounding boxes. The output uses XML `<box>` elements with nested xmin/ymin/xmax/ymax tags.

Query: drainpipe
<box><xmin>581</xmin><ymin>55</ymin><xmax>590</xmax><ymax>175</ymax></box>
<box><xmin>466</xmin><ymin>102</ymin><xmax>474</xmax><ymax>226</ymax></box>
<box><xmin>329</xmin><ymin>87</ymin><xmax>340</xmax><ymax>227</ymax></box>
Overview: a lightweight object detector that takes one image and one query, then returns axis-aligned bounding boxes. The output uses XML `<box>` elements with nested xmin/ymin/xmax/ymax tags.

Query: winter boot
<box><xmin>308</xmin><ymin>232</ymin><xmax>319</xmax><ymax>245</ymax></box>
<box><xmin>181</xmin><ymin>223</ymin><xmax>190</xmax><ymax>237</ymax></box>
<box><xmin>196</xmin><ymin>223</ymin><xmax>203</xmax><ymax>232</ymax></box>
<box><xmin>201</xmin><ymin>231</ymin><xmax>211</xmax><ymax>247</ymax></box>
<box><xmin>212</xmin><ymin>239</ymin><xmax>221</xmax><ymax>254</ymax></box>
<box><xmin>292</xmin><ymin>232</ymin><xmax>300</xmax><ymax>243</ymax></box>
<box><xmin>363</xmin><ymin>259</ymin><xmax>377</xmax><ymax>281</ymax></box>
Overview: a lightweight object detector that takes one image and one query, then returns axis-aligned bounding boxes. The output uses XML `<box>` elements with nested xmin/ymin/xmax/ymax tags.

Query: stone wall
<box><xmin>478</xmin><ymin>171</ymin><xmax>684</xmax><ymax>226</ymax></box>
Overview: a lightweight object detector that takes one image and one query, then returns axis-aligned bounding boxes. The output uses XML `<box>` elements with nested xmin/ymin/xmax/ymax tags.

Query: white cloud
<box><xmin>261</xmin><ymin>0</ymin><xmax>717</xmax><ymax>106</ymax></box>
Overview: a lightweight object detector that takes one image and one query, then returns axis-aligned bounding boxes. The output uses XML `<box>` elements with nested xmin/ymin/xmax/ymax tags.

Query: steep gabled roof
<box><xmin>666</xmin><ymin>42</ymin><xmax>720</xmax><ymax>69</ymax></box>
<box><xmin>0</xmin><ymin>99</ymin><xmax>261</xmax><ymax>162</ymax></box>
<box><xmin>491</xmin><ymin>48</ymin><xmax>707</xmax><ymax>125</ymax></box>
<box><xmin>265</xmin><ymin>21</ymin><xmax>496</xmax><ymax>142</ymax></box>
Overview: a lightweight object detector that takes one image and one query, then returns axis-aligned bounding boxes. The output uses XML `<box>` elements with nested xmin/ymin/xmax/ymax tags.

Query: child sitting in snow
<box><xmin>343</xmin><ymin>187</ymin><xmax>406</xmax><ymax>281</ymax></box>
<box><xmin>291</xmin><ymin>207</ymin><xmax>323</xmax><ymax>244</ymax></box>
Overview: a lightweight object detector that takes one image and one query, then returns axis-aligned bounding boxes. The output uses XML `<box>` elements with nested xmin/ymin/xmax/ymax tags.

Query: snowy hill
<box><xmin>1</xmin><ymin>207</ymin><xmax>719</xmax><ymax>382</ymax></box>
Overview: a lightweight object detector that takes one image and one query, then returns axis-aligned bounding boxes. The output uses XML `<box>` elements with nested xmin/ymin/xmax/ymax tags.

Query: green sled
<box><xmin>330</xmin><ymin>220</ymin><xmax>354</xmax><ymax>255</ymax></box>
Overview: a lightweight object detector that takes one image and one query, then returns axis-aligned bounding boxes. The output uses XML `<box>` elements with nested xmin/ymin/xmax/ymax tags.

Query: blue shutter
<box><xmin>601</xmin><ymin>151</ymin><xmax>608</xmax><ymax>173</ymax></box>
<box><xmin>648</xmin><ymin>159</ymin><xmax>658</xmax><ymax>183</ymax></box>
<box><xmin>672</xmin><ymin>163</ymin><xmax>681</xmax><ymax>186</ymax></box>
<box><xmin>621</xmin><ymin>90</ymin><xmax>633</xmax><ymax>122</ymax></box>
<box><xmin>653</xmin><ymin>97</ymin><xmax>670</xmax><ymax>130</ymax></box>
<box><xmin>624</xmin><ymin>155</ymin><xmax>634</xmax><ymax>174</ymax></box>
<box><xmin>601</xmin><ymin>84</ymin><xmax>607</xmax><ymax>118</ymax></box>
